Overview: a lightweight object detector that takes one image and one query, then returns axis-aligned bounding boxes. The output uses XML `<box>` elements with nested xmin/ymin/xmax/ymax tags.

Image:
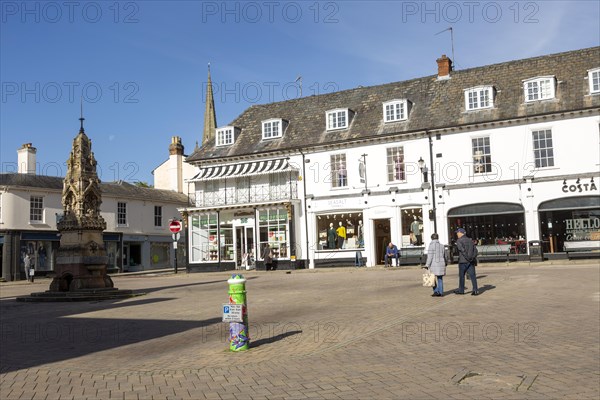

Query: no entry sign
<box><xmin>169</xmin><ymin>220</ymin><xmax>182</xmax><ymax>233</ymax></box>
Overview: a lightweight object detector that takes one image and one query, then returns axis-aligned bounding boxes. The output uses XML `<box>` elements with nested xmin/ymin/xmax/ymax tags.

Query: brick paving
<box><xmin>1</xmin><ymin>262</ymin><xmax>599</xmax><ymax>399</ymax></box>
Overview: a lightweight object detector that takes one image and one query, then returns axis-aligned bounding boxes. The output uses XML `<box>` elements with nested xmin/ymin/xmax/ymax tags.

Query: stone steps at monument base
<box><xmin>15</xmin><ymin>289</ymin><xmax>143</xmax><ymax>302</ymax></box>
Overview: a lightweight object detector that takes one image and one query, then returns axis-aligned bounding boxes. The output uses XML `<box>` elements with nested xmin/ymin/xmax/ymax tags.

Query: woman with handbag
<box><xmin>425</xmin><ymin>233</ymin><xmax>447</xmax><ymax>297</ymax></box>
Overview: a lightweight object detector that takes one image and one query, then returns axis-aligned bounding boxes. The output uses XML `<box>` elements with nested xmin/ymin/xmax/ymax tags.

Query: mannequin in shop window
<box><xmin>336</xmin><ymin>222</ymin><xmax>346</xmax><ymax>249</ymax></box>
<box><xmin>357</xmin><ymin>220</ymin><xmax>364</xmax><ymax>248</ymax></box>
<box><xmin>338</xmin><ymin>161</ymin><xmax>347</xmax><ymax>187</ymax></box>
<box><xmin>328</xmin><ymin>223</ymin><xmax>336</xmax><ymax>249</ymax></box>
<box><xmin>411</xmin><ymin>216</ymin><xmax>422</xmax><ymax>245</ymax></box>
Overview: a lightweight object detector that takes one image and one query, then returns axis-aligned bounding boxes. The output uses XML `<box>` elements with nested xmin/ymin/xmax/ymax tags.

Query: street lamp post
<box><xmin>418</xmin><ymin>153</ymin><xmax>438</xmax><ymax>234</ymax></box>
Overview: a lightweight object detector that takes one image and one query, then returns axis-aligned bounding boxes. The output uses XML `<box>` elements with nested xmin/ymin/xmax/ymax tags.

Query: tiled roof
<box><xmin>0</xmin><ymin>174</ymin><xmax>189</xmax><ymax>204</ymax></box>
<box><xmin>187</xmin><ymin>47</ymin><xmax>600</xmax><ymax>163</ymax></box>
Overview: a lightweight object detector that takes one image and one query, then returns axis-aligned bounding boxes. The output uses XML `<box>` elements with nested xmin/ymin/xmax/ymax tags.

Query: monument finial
<box><xmin>79</xmin><ymin>97</ymin><xmax>85</xmax><ymax>133</ymax></box>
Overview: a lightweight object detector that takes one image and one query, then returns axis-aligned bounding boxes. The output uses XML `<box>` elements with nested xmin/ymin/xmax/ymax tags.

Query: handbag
<box><xmin>422</xmin><ymin>271</ymin><xmax>437</xmax><ymax>287</ymax></box>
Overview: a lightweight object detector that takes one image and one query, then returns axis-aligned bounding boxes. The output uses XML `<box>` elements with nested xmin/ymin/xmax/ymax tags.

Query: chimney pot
<box><xmin>436</xmin><ymin>54</ymin><xmax>452</xmax><ymax>79</ymax></box>
<box><xmin>17</xmin><ymin>143</ymin><xmax>37</xmax><ymax>174</ymax></box>
<box><xmin>169</xmin><ymin>136</ymin><xmax>184</xmax><ymax>156</ymax></box>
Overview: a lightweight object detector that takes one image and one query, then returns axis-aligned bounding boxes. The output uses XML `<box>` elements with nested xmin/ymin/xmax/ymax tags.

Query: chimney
<box><xmin>436</xmin><ymin>54</ymin><xmax>452</xmax><ymax>79</ymax></box>
<box><xmin>169</xmin><ymin>136</ymin><xmax>184</xmax><ymax>156</ymax></box>
<box><xmin>17</xmin><ymin>143</ymin><xmax>37</xmax><ymax>174</ymax></box>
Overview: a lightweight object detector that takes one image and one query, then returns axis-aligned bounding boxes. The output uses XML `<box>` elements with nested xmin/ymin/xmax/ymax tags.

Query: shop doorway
<box><xmin>235</xmin><ymin>226</ymin><xmax>255</xmax><ymax>269</ymax></box>
<box><xmin>373</xmin><ymin>219</ymin><xmax>391</xmax><ymax>264</ymax></box>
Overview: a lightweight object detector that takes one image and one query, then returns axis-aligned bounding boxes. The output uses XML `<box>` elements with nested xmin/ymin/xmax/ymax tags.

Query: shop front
<box><xmin>188</xmin><ymin>202</ymin><xmax>299</xmax><ymax>271</ymax></box>
<box><xmin>314</xmin><ymin>210</ymin><xmax>365</xmax><ymax>266</ymax></box>
<box><xmin>538</xmin><ymin>196</ymin><xmax>600</xmax><ymax>255</ymax></box>
<box><xmin>448</xmin><ymin>203</ymin><xmax>527</xmax><ymax>257</ymax></box>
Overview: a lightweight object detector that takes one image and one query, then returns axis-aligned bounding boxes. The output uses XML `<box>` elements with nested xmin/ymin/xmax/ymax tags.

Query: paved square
<box><xmin>1</xmin><ymin>262</ymin><xmax>599</xmax><ymax>399</ymax></box>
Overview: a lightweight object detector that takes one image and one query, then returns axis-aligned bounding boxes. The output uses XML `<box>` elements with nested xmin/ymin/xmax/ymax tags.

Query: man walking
<box><xmin>454</xmin><ymin>228</ymin><xmax>479</xmax><ymax>296</ymax></box>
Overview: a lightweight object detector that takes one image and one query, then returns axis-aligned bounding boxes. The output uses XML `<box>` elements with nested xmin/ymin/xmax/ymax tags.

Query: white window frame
<box><xmin>383</xmin><ymin>99</ymin><xmax>408</xmax><ymax>122</ymax></box>
<box><xmin>262</xmin><ymin>119</ymin><xmax>283</xmax><ymax>139</ymax></box>
<box><xmin>386</xmin><ymin>146</ymin><xmax>406</xmax><ymax>182</ymax></box>
<box><xmin>471</xmin><ymin>136</ymin><xmax>492</xmax><ymax>174</ymax></box>
<box><xmin>330</xmin><ymin>153</ymin><xmax>348</xmax><ymax>188</ymax></box>
<box><xmin>29</xmin><ymin>195</ymin><xmax>44</xmax><ymax>223</ymax></box>
<box><xmin>216</xmin><ymin>127</ymin><xmax>234</xmax><ymax>146</ymax></box>
<box><xmin>523</xmin><ymin>76</ymin><xmax>555</xmax><ymax>102</ymax></box>
<box><xmin>464</xmin><ymin>86</ymin><xmax>494</xmax><ymax>110</ymax></box>
<box><xmin>117</xmin><ymin>202</ymin><xmax>127</xmax><ymax>226</ymax></box>
<box><xmin>532</xmin><ymin>129</ymin><xmax>555</xmax><ymax>169</ymax></box>
<box><xmin>326</xmin><ymin>109</ymin><xmax>349</xmax><ymax>131</ymax></box>
<box><xmin>588</xmin><ymin>68</ymin><xmax>600</xmax><ymax>94</ymax></box>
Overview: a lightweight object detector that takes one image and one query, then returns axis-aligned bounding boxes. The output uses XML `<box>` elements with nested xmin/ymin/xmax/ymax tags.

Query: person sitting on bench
<box><xmin>384</xmin><ymin>242</ymin><xmax>400</xmax><ymax>267</ymax></box>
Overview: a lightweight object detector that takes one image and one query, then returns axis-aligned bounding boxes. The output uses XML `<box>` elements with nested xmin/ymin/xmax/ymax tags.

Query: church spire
<box><xmin>202</xmin><ymin>63</ymin><xmax>217</xmax><ymax>145</ymax></box>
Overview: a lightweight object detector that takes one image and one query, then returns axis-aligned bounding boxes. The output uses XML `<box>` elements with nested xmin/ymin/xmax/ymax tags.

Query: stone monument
<box><xmin>49</xmin><ymin>117</ymin><xmax>114</xmax><ymax>292</ymax></box>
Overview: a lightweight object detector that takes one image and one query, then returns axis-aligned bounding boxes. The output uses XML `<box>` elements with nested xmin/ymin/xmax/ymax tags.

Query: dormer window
<box><xmin>262</xmin><ymin>119</ymin><xmax>283</xmax><ymax>139</ymax></box>
<box><xmin>326</xmin><ymin>108</ymin><xmax>350</xmax><ymax>130</ymax></box>
<box><xmin>464</xmin><ymin>86</ymin><xmax>494</xmax><ymax>110</ymax></box>
<box><xmin>589</xmin><ymin>68</ymin><xmax>600</xmax><ymax>94</ymax></box>
<box><xmin>523</xmin><ymin>76</ymin><xmax>555</xmax><ymax>102</ymax></box>
<box><xmin>216</xmin><ymin>126</ymin><xmax>234</xmax><ymax>146</ymax></box>
<box><xmin>383</xmin><ymin>99</ymin><xmax>409</xmax><ymax>122</ymax></box>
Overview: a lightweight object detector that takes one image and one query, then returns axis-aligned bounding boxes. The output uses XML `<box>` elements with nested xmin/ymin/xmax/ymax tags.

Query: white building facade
<box><xmin>1</xmin><ymin>144</ymin><xmax>189</xmax><ymax>281</ymax></box>
<box><xmin>183</xmin><ymin>47</ymin><xmax>599</xmax><ymax>270</ymax></box>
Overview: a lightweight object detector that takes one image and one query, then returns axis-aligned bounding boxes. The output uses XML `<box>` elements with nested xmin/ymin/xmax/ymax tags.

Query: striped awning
<box><xmin>190</xmin><ymin>158</ymin><xmax>296</xmax><ymax>182</ymax></box>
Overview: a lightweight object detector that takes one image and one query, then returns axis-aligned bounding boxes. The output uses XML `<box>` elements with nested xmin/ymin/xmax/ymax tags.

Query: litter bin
<box><xmin>528</xmin><ymin>240</ymin><xmax>543</xmax><ymax>262</ymax></box>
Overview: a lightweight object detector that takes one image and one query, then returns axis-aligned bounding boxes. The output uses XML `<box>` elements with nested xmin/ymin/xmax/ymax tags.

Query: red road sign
<box><xmin>169</xmin><ymin>220</ymin><xmax>182</xmax><ymax>233</ymax></box>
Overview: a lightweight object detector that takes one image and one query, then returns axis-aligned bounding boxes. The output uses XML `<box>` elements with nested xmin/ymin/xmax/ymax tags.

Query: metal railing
<box><xmin>189</xmin><ymin>181</ymin><xmax>298</xmax><ymax>207</ymax></box>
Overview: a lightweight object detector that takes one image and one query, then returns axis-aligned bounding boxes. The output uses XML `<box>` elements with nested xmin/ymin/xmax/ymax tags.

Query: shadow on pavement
<box><xmin>0</xmin><ymin>293</ymin><xmax>223</xmax><ymax>373</ymax></box>
<box><xmin>250</xmin><ymin>330</ymin><xmax>302</xmax><ymax>348</ymax></box>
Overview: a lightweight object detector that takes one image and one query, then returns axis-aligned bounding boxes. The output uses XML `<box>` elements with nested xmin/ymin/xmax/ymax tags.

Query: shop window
<box><xmin>387</xmin><ymin>147</ymin><xmax>405</xmax><ymax>182</ymax></box>
<box><xmin>448</xmin><ymin>214</ymin><xmax>526</xmax><ymax>248</ymax></box>
<box><xmin>151</xmin><ymin>243</ymin><xmax>170</xmax><ymax>267</ymax></box>
<box><xmin>30</xmin><ymin>195</ymin><xmax>43</xmax><ymax>222</ymax></box>
<box><xmin>190</xmin><ymin>213</ymin><xmax>218</xmax><ymax>262</ymax></box>
<box><xmin>259</xmin><ymin>209</ymin><xmax>289</xmax><ymax>259</ymax></box>
<box><xmin>330</xmin><ymin>153</ymin><xmax>347</xmax><ymax>188</ymax></box>
<box><xmin>540</xmin><ymin>208</ymin><xmax>600</xmax><ymax>254</ymax></box>
<box><xmin>472</xmin><ymin>137</ymin><xmax>492</xmax><ymax>174</ymax></box>
<box><xmin>105</xmin><ymin>241</ymin><xmax>120</xmax><ymax>272</ymax></box>
<box><xmin>220</xmin><ymin>224</ymin><xmax>234</xmax><ymax>261</ymax></box>
<box><xmin>316</xmin><ymin>212</ymin><xmax>363</xmax><ymax>250</ymax></box>
<box><xmin>401</xmin><ymin>208</ymin><xmax>424</xmax><ymax>247</ymax></box>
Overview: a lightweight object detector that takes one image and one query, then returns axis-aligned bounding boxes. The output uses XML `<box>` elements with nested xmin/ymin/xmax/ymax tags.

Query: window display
<box><xmin>190</xmin><ymin>213</ymin><xmax>218</xmax><ymax>262</ymax></box>
<box><xmin>401</xmin><ymin>208</ymin><xmax>423</xmax><ymax>246</ymax></box>
<box><xmin>316</xmin><ymin>212</ymin><xmax>363</xmax><ymax>250</ymax></box>
<box><xmin>258</xmin><ymin>208</ymin><xmax>289</xmax><ymax>259</ymax></box>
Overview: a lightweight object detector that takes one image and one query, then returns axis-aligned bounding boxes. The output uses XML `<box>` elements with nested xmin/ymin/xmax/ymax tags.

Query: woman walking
<box><xmin>425</xmin><ymin>233</ymin><xmax>447</xmax><ymax>297</ymax></box>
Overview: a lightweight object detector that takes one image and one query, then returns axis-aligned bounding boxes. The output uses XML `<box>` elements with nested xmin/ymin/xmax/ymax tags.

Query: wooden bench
<box><xmin>399</xmin><ymin>247</ymin><xmax>425</xmax><ymax>265</ymax></box>
<box><xmin>564</xmin><ymin>241</ymin><xmax>600</xmax><ymax>259</ymax></box>
<box><xmin>476</xmin><ymin>244</ymin><xmax>511</xmax><ymax>262</ymax></box>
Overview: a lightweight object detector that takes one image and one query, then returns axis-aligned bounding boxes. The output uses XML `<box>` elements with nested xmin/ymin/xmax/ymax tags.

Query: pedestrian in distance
<box><xmin>454</xmin><ymin>228</ymin><xmax>479</xmax><ymax>296</ymax></box>
<box><xmin>262</xmin><ymin>243</ymin><xmax>274</xmax><ymax>271</ymax></box>
<box><xmin>384</xmin><ymin>242</ymin><xmax>400</xmax><ymax>267</ymax></box>
<box><xmin>424</xmin><ymin>233</ymin><xmax>447</xmax><ymax>297</ymax></box>
<box><xmin>23</xmin><ymin>253</ymin><xmax>31</xmax><ymax>282</ymax></box>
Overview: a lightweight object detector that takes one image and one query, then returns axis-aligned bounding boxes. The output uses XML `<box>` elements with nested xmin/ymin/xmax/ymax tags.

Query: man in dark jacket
<box><xmin>454</xmin><ymin>228</ymin><xmax>479</xmax><ymax>295</ymax></box>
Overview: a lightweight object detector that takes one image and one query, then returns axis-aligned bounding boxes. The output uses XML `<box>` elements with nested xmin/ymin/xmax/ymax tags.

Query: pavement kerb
<box><xmin>1</xmin><ymin>258</ymin><xmax>597</xmax><ymax>286</ymax></box>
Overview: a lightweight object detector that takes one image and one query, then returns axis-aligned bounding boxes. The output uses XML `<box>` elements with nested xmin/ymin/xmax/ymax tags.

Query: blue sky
<box><xmin>1</xmin><ymin>0</ymin><xmax>599</xmax><ymax>184</ymax></box>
